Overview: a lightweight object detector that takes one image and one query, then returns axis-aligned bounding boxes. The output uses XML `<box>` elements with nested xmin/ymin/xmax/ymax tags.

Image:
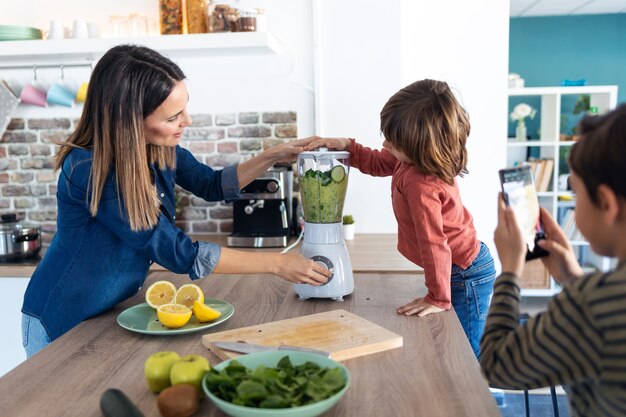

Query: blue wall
<box><xmin>508</xmin><ymin>13</ymin><xmax>626</xmax><ymax>138</ymax></box>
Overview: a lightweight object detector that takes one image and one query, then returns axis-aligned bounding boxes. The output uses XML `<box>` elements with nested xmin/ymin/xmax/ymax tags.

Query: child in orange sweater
<box><xmin>307</xmin><ymin>79</ymin><xmax>495</xmax><ymax>358</ymax></box>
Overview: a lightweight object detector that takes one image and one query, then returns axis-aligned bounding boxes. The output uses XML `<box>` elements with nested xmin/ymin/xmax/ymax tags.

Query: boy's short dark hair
<box><xmin>379</xmin><ymin>79</ymin><xmax>470</xmax><ymax>185</ymax></box>
<box><xmin>569</xmin><ymin>103</ymin><xmax>626</xmax><ymax>205</ymax></box>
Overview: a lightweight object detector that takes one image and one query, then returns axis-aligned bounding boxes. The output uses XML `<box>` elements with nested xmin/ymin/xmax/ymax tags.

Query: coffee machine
<box><xmin>227</xmin><ymin>165</ymin><xmax>295</xmax><ymax>248</ymax></box>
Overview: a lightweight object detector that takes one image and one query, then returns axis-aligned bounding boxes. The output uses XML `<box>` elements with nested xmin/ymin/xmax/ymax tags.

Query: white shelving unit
<box><xmin>507</xmin><ymin>85</ymin><xmax>618</xmax><ymax>297</ymax></box>
<box><xmin>0</xmin><ymin>32</ymin><xmax>282</xmax><ymax>65</ymax></box>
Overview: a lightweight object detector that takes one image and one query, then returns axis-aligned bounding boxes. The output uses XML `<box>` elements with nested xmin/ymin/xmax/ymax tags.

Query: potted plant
<box><xmin>342</xmin><ymin>215</ymin><xmax>355</xmax><ymax>240</ymax></box>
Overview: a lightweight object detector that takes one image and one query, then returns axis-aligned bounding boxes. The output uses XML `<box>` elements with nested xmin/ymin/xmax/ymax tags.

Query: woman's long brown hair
<box><xmin>55</xmin><ymin>45</ymin><xmax>185</xmax><ymax>231</ymax></box>
<box><xmin>380</xmin><ymin>79</ymin><xmax>470</xmax><ymax>185</ymax></box>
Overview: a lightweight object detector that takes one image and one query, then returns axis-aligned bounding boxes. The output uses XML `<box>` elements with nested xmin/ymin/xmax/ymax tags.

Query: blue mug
<box><xmin>47</xmin><ymin>83</ymin><xmax>75</xmax><ymax>107</ymax></box>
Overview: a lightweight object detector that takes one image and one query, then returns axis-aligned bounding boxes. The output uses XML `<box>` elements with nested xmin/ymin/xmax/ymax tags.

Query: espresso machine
<box><xmin>294</xmin><ymin>148</ymin><xmax>354</xmax><ymax>301</ymax></box>
<box><xmin>227</xmin><ymin>165</ymin><xmax>295</xmax><ymax>248</ymax></box>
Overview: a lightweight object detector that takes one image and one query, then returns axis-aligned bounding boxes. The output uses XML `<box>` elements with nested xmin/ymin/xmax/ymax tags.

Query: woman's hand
<box><xmin>262</xmin><ymin>136</ymin><xmax>321</xmax><ymax>164</ymax></box>
<box><xmin>493</xmin><ymin>193</ymin><xmax>526</xmax><ymax>278</ymax></box>
<box><xmin>272</xmin><ymin>252</ymin><xmax>331</xmax><ymax>286</ymax></box>
<box><xmin>536</xmin><ymin>207</ymin><xmax>584</xmax><ymax>284</ymax></box>
<box><xmin>397</xmin><ymin>297</ymin><xmax>445</xmax><ymax>317</ymax></box>
<box><xmin>304</xmin><ymin>137</ymin><xmax>352</xmax><ymax>151</ymax></box>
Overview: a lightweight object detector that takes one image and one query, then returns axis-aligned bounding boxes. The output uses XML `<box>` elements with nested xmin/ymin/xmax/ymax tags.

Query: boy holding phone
<box><xmin>481</xmin><ymin>104</ymin><xmax>626</xmax><ymax>417</ymax></box>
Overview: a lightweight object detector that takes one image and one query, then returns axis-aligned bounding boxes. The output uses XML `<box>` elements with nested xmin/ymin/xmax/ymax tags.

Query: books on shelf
<box><xmin>559</xmin><ymin>208</ymin><xmax>584</xmax><ymax>241</ymax></box>
<box><xmin>524</xmin><ymin>158</ymin><xmax>554</xmax><ymax>192</ymax></box>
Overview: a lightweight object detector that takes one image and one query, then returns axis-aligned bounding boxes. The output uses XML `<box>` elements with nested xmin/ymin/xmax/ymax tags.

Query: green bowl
<box><xmin>202</xmin><ymin>351</ymin><xmax>350</xmax><ymax>417</ymax></box>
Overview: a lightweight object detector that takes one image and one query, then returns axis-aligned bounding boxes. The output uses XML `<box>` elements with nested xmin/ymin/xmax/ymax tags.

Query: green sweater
<box><xmin>480</xmin><ymin>262</ymin><xmax>626</xmax><ymax>417</ymax></box>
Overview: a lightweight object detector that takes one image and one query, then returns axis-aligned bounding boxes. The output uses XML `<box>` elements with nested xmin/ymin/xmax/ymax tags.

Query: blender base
<box><xmin>294</xmin><ymin>222</ymin><xmax>354</xmax><ymax>300</ymax></box>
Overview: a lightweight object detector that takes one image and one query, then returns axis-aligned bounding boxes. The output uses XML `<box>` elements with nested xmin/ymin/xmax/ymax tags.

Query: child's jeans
<box><xmin>22</xmin><ymin>313</ymin><xmax>51</xmax><ymax>358</ymax></box>
<box><xmin>450</xmin><ymin>242</ymin><xmax>496</xmax><ymax>360</ymax></box>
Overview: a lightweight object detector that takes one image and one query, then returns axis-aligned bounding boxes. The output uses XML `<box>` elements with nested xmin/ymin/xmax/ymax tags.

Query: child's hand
<box><xmin>305</xmin><ymin>137</ymin><xmax>351</xmax><ymax>151</ymax></box>
<box><xmin>536</xmin><ymin>207</ymin><xmax>584</xmax><ymax>284</ymax></box>
<box><xmin>397</xmin><ymin>297</ymin><xmax>445</xmax><ymax>317</ymax></box>
<box><xmin>493</xmin><ymin>193</ymin><xmax>526</xmax><ymax>278</ymax></box>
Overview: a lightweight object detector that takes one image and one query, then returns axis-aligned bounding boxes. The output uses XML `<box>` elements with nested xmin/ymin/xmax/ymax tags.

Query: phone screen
<box><xmin>499</xmin><ymin>166</ymin><xmax>548</xmax><ymax>260</ymax></box>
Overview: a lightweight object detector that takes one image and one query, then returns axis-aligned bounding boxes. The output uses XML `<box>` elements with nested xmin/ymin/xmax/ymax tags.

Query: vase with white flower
<box><xmin>510</xmin><ymin>103</ymin><xmax>537</xmax><ymax>142</ymax></box>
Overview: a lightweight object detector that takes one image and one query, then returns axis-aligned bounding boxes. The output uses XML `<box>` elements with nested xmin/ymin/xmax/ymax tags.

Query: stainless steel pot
<box><xmin>0</xmin><ymin>213</ymin><xmax>42</xmax><ymax>261</ymax></box>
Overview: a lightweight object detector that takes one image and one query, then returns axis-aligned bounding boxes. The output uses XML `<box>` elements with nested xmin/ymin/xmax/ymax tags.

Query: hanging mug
<box><xmin>20</xmin><ymin>68</ymin><xmax>47</xmax><ymax>107</ymax></box>
<box><xmin>75</xmin><ymin>82</ymin><xmax>89</xmax><ymax>103</ymax></box>
<box><xmin>47</xmin><ymin>66</ymin><xmax>75</xmax><ymax>108</ymax></box>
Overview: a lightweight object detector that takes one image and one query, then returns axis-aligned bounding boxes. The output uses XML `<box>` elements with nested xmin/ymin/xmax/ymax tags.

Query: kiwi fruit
<box><xmin>157</xmin><ymin>384</ymin><xmax>199</xmax><ymax>417</ymax></box>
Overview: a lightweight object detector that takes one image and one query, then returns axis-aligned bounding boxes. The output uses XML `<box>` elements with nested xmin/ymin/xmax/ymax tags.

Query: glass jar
<box><xmin>187</xmin><ymin>0</ymin><xmax>208</xmax><ymax>33</ymax></box>
<box><xmin>128</xmin><ymin>13</ymin><xmax>148</xmax><ymax>37</ymax></box>
<box><xmin>108</xmin><ymin>15</ymin><xmax>128</xmax><ymax>38</ymax></box>
<box><xmin>159</xmin><ymin>0</ymin><xmax>183</xmax><ymax>35</ymax></box>
<box><xmin>238</xmin><ymin>9</ymin><xmax>257</xmax><ymax>32</ymax></box>
<box><xmin>225</xmin><ymin>6</ymin><xmax>241</xmax><ymax>32</ymax></box>
<box><xmin>207</xmin><ymin>3</ymin><xmax>230</xmax><ymax>33</ymax></box>
<box><xmin>255</xmin><ymin>8</ymin><xmax>266</xmax><ymax>32</ymax></box>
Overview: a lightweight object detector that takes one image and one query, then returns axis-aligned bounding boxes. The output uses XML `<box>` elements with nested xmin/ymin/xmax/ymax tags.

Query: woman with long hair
<box><xmin>21</xmin><ymin>45</ymin><xmax>330</xmax><ymax>356</ymax></box>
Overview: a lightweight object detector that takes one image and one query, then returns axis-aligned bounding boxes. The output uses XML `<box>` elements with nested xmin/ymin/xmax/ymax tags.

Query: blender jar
<box><xmin>298</xmin><ymin>149</ymin><xmax>350</xmax><ymax>224</ymax></box>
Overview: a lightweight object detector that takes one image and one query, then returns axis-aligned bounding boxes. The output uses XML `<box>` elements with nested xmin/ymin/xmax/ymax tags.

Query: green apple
<box><xmin>144</xmin><ymin>351</ymin><xmax>180</xmax><ymax>393</ymax></box>
<box><xmin>169</xmin><ymin>355</ymin><xmax>211</xmax><ymax>392</ymax></box>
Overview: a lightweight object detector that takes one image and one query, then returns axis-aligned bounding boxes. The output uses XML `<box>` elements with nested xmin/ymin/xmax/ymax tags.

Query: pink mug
<box><xmin>20</xmin><ymin>83</ymin><xmax>47</xmax><ymax>107</ymax></box>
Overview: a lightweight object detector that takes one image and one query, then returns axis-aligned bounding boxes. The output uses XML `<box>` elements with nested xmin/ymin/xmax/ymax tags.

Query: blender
<box><xmin>294</xmin><ymin>148</ymin><xmax>354</xmax><ymax>301</ymax></box>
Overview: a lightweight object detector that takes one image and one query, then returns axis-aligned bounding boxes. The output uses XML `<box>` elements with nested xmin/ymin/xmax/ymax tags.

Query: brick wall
<box><xmin>0</xmin><ymin>111</ymin><xmax>297</xmax><ymax>245</ymax></box>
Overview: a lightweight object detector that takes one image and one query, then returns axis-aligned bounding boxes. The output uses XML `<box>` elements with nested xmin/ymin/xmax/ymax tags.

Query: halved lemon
<box><xmin>192</xmin><ymin>300</ymin><xmax>222</xmax><ymax>323</ymax></box>
<box><xmin>157</xmin><ymin>304</ymin><xmax>192</xmax><ymax>329</ymax></box>
<box><xmin>145</xmin><ymin>280</ymin><xmax>177</xmax><ymax>309</ymax></box>
<box><xmin>175</xmin><ymin>284</ymin><xmax>204</xmax><ymax>309</ymax></box>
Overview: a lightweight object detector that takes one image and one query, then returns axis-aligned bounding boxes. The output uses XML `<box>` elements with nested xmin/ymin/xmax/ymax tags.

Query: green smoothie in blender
<box><xmin>300</xmin><ymin>166</ymin><xmax>348</xmax><ymax>223</ymax></box>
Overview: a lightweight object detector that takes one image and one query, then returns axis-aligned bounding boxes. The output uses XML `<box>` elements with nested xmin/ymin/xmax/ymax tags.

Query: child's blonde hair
<box><xmin>380</xmin><ymin>79</ymin><xmax>470</xmax><ymax>185</ymax></box>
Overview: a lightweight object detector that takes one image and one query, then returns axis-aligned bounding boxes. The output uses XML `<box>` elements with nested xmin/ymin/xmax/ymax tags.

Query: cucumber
<box><xmin>320</xmin><ymin>172</ymin><xmax>332</xmax><ymax>186</ymax></box>
<box><xmin>330</xmin><ymin>165</ymin><xmax>345</xmax><ymax>183</ymax></box>
<box><xmin>100</xmin><ymin>389</ymin><xmax>145</xmax><ymax>417</ymax></box>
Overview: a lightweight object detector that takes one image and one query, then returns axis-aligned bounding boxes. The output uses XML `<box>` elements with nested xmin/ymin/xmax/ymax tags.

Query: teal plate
<box><xmin>117</xmin><ymin>298</ymin><xmax>234</xmax><ymax>335</ymax></box>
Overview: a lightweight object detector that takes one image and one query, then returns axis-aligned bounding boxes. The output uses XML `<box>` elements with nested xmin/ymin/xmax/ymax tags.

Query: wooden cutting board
<box><xmin>202</xmin><ymin>309</ymin><xmax>403</xmax><ymax>362</ymax></box>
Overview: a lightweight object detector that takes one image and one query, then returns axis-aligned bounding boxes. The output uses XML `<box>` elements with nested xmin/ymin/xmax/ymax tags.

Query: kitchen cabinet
<box><xmin>0</xmin><ymin>277</ymin><xmax>28</xmax><ymax>377</ymax></box>
<box><xmin>507</xmin><ymin>85</ymin><xmax>618</xmax><ymax>297</ymax></box>
<box><xmin>0</xmin><ymin>32</ymin><xmax>282</xmax><ymax>66</ymax></box>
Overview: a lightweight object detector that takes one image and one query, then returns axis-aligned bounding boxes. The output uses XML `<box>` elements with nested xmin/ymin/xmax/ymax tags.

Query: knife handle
<box><xmin>277</xmin><ymin>345</ymin><xmax>331</xmax><ymax>358</ymax></box>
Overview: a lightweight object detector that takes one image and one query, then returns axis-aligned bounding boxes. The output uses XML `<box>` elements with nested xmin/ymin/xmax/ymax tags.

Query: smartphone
<box><xmin>499</xmin><ymin>165</ymin><xmax>549</xmax><ymax>261</ymax></box>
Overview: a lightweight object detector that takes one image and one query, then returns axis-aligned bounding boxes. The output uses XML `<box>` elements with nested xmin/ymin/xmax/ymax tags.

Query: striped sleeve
<box><xmin>480</xmin><ymin>272</ymin><xmax>602</xmax><ymax>390</ymax></box>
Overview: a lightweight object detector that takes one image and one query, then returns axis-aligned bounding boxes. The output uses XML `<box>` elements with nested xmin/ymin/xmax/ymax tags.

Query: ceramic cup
<box><xmin>87</xmin><ymin>22</ymin><xmax>101</xmax><ymax>38</ymax></box>
<box><xmin>72</xmin><ymin>20</ymin><xmax>88</xmax><ymax>39</ymax></box>
<box><xmin>75</xmin><ymin>82</ymin><xmax>89</xmax><ymax>103</ymax></box>
<box><xmin>20</xmin><ymin>83</ymin><xmax>47</xmax><ymax>107</ymax></box>
<box><xmin>47</xmin><ymin>20</ymin><xmax>64</xmax><ymax>40</ymax></box>
<box><xmin>47</xmin><ymin>82</ymin><xmax>75</xmax><ymax>107</ymax></box>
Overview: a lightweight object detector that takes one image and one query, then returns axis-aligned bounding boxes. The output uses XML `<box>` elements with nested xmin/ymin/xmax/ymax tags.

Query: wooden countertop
<box><xmin>0</xmin><ymin>271</ymin><xmax>498</xmax><ymax>417</ymax></box>
<box><xmin>0</xmin><ymin>233</ymin><xmax>420</xmax><ymax>278</ymax></box>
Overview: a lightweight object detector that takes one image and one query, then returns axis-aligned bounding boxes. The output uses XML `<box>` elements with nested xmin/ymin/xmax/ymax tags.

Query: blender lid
<box><xmin>298</xmin><ymin>147</ymin><xmax>349</xmax><ymax>158</ymax></box>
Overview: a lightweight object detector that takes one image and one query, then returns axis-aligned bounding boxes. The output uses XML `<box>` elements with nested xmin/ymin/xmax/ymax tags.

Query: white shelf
<box><xmin>507</xmin><ymin>85</ymin><xmax>618</xmax><ymax>297</ymax></box>
<box><xmin>520</xmin><ymin>288</ymin><xmax>561</xmax><ymax>297</ymax></box>
<box><xmin>0</xmin><ymin>32</ymin><xmax>283</xmax><ymax>65</ymax></box>
<box><xmin>507</xmin><ymin>140</ymin><xmax>558</xmax><ymax>147</ymax></box>
<box><xmin>509</xmin><ymin>85</ymin><xmax>618</xmax><ymax>97</ymax></box>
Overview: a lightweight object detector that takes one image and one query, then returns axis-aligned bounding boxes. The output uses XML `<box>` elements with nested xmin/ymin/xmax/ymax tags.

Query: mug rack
<box><xmin>0</xmin><ymin>63</ymin><xmax>93</xmax><ymax>71</ymax></box>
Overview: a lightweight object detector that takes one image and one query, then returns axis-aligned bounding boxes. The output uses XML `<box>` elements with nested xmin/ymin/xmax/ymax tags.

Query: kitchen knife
<box><xmin>211</xmin><ymin>341</ymin><xmax>331</xmax><ymax>358</ymax></box>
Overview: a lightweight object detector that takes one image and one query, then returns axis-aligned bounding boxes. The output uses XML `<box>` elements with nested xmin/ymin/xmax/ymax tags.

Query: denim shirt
<box><xmin>22</xmin><ymin>146</ymin><xmax>240</xmax><ymax>340</ymax></box>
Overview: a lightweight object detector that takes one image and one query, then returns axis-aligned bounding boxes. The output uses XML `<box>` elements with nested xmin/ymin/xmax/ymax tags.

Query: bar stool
<box><xmin>519</xmin><ymin>313</ymin><xmax>560</xmax><ymax>417</ymax></box>
<box><xmin>521</xmin><ymin>386</ymin><xmax>560</xmax><ymax>417</ymax></box>
<box><xmin>490</xmin><ymin>314</ymin><xmax>561</xmax><ymax>416</ymax></box>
